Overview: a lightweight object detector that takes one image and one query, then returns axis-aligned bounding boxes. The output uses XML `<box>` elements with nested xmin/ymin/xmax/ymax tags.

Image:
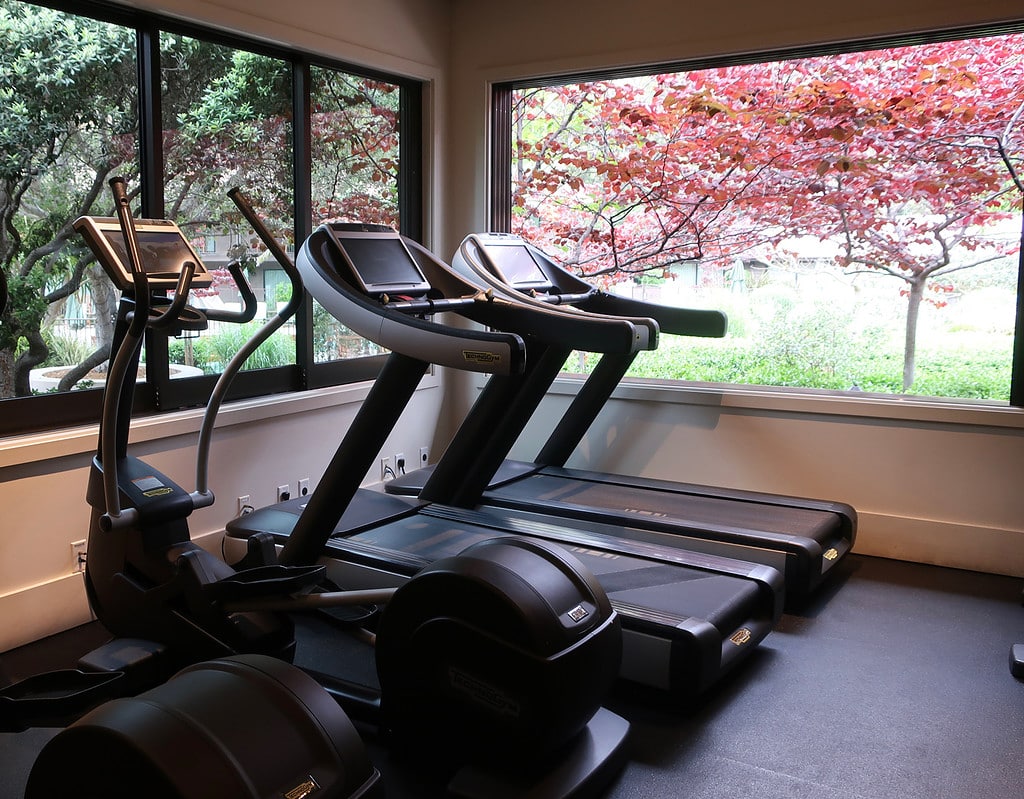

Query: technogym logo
<box><xmin>449</xmin><ymin>667</ymin><xmax>520</xmax><ymax>717</ymax></box>
<box><xmin>283</xmin><ymin>776</ymin><xmax>320</xmax><ymax>798</ymax></box>
<box><xmin>462</xmin><ymin>350</ymin><xmax>501</xmax><ymax>365</ymax></box>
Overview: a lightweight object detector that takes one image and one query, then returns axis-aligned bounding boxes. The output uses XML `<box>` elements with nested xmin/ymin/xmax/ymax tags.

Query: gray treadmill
<box><xmin>385</xmin><ymin>232</ymin><xmax>857</xmax><ymax>607</ymax></box>
<box><xmin>226</xmin><ymin>222</ymin><xmax>785</xmax><ymax>704</ymax></box>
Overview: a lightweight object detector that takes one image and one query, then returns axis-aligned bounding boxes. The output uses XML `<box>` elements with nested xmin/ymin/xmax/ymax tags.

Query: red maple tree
<box><xmin>512</xmin><ymin>33</ymin><xmax>1024</xmax><ymax>390</ymax></box>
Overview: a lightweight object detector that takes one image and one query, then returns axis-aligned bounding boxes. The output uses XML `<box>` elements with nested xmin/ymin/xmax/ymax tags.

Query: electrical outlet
<box><xmin>70</xmin><ymin>540</ymin><xmax>87</xmax><ymax>574</ymax></box>
<box><xmin>298</xmin><ymin>478</ymin><xmax>311</xmax><ymax>497</ymax></box>
<box><xmin>237</xmin><ymin>494</ymin><xmax>252</xmax><ymax>515</ymax></box>
<box><xmin>395</xmin><ymin>453</ymin><xmax>405</xmax><ymax>475</ymax></box>
<box><xmin>419</xmin><ymin>446</ymin><xmax>429</xmax><ymax>466</ymax></box>
<box><xmin>380</xmin><ymin>456</ymin><xmax>393</xmax><ymax>481</ymax></box>
<box><xmin>277</xmin><ymin>484</ymin><xmax>291</xmax><ymax>502</ymax></box>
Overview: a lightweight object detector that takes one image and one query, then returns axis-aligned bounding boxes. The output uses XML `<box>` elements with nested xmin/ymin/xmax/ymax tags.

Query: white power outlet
<box><xmin>419</xmin><ymin>446</ymin><xmax>430</xmax><ymax>466</ymax></box>
<box><xmin>380</xmin><ymin>456</ymin><xmax>393</xmax><ymax>481</ymax></box>
<box><xmin>277</xmin><ymin>484</ymin><xmax>291</xmax><ymax>502</ymax></box>
<box><xmin>298</xmin><ymin>478</ymin><xmax>311</xmax><ymax>497</ymax></box>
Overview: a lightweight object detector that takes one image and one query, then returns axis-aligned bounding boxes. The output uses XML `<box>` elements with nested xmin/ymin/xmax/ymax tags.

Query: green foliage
<box><xmin>40</xmin><ymin>329</ymin><xmax>93</xmax><ymax>368</ymax></box>
<box><xmin>167</xmin><ymin>323</ymin><xmax>295</xmax><ymax>374</ymax></box>
<box><xmin>0</xmin><ymin>4</ymin><xmax>135</xmax><ymax>183</ymax></box>
<box><xmin>615</xmin><ymin>332</ymin><xmax>1011</xmax><ymax>401</ymax></box>
<box><xmin>748</xmin><ymin>295</ymin><xmax>858</xmax><ymax>385</ymax></box>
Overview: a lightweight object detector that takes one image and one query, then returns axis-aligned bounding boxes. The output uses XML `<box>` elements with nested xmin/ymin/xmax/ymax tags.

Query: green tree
<box><xmin>0</xmin><ymin>3</ymin><xmax>136</xmax><ymax>397</ymax></box>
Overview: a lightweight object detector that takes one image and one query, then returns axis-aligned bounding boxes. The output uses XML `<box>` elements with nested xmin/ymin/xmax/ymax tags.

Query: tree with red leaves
<box><xmin>513</xmin><ymin>33</ymin><xmax>1024</xmax><ymax>390</ymax></box>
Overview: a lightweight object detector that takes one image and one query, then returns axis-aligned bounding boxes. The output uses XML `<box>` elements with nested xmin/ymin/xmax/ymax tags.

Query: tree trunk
<box><xmin>56</xmin><ymin>267</ymin><xmax>118</xmax><ymax>392</ymax></box>
<box><xmin>902</xmin><ymin>278</ymin><xmax>925</xmax><ymax>392</ymax></box>
<box><xmin>56</xmin><ymin>346</ymin><xmax>109</xmax><ymax>392</ymax></box>
<box><xmin>14</xmin><ymin>329</ymin><xmax>48</xmax><ymax>396</ymax></box>
<box><xmin>0</xmin><ymin>350</ymin><xmax>14</xmax><ymax>399</ymax></box>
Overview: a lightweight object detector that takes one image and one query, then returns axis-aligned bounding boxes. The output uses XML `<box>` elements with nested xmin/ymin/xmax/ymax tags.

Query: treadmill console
<box><xmin>461</xmin><ymin>233</ymin><xmax>552</xmax><ymax>292</ymax></box>
<box><xmin>325</xmin><ymin>224</ymin><xmax>431</xmax><ymax>298</ymax></box>
<box><xmin>74</xmin><ymin>216</ymin><xmax>213</xmax><ymax>293</ymax></box>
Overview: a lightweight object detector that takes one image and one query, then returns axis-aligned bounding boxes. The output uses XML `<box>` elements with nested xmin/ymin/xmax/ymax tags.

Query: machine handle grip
<box><xmin>108</xmin><ymin>176</ymin><xmax>150</xmax><ymax>334</ymax></box>
<box><xmin>203</xmin><ymin>261</ymin><xmax>258</xmax><ymax>324</ymax></box>
<box><xmin>148</xmin><ymin>261</ymin><xmax>197</xmax><ymax>330</ymax></box>
<box><xmin>195</xmin><ymin>188</ymin><xmax>303</xmax><ymax>496</ymax></box>
<box><xmin>227</xmin><ymin>186</ymin><xmax>303</xmax><ymax>323</ymax></box>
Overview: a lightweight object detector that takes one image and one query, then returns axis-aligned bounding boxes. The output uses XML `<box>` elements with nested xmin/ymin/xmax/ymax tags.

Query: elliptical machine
<box><xmin>3</xmin><ymin>178</ymin><xmax>385</xmax><ymax>799</ymax></box>
<box><xmin>74</xmin><ymin>179</ymin><xmax>323</xmax><ymax>665</ymax></box>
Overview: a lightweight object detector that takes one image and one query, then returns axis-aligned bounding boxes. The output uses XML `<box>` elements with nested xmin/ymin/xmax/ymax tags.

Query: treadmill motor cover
<box><xmin>375</xmin><ymin>536</ymin><xmax>622</xmax><ymax>766</ymax></box>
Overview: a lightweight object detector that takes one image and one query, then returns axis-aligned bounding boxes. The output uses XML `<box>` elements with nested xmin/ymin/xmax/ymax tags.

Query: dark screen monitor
<box><xmin>485</xmin><ymin>243</ymin><xmax>552</xmax><ymax>290</ymax></box>
<box><xmin>327</xmin><ymin>227</ymin><xmax>431</xmax><ymax>296</ymax></box>
<box><xmin>74</xmin><ymin>217</ymin><xmax>212</xmax><ymax>292</ymax></box>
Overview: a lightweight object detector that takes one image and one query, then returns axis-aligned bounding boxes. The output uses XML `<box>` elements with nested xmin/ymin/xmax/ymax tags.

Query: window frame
<box><xmin>491</xmin><ymin>22</ymin><xmax>1024</xmax><ymax>408</ymax></box>
<box><xmin>0</xmin><ymin>0</ymin><xmax>422</xmax><ymax>435</ymax></box>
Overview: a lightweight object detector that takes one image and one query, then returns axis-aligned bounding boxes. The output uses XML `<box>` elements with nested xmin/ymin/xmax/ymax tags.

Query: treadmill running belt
<box><xmin>494</xmin><ymin>473</ymin><xmax>840</xmax><ymax>542</ymax></box>
<box><xmin>597</xmin><ymin>569</ymin><xmax>762</xmax><ymax>636</ymax></box>
<box><xmin>348</xmin><ymin>516</ymin><xmax>764</xmax><ymax>637</ymax></box>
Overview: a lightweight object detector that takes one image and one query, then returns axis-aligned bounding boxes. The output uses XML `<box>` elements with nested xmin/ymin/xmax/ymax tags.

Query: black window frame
<box><xmin>492</xmin><ymin>21</ymin><xmax>1024</xmax><ymax>408</ymax></box>
<box><xmin>0</xmin><ymin>0</ymin><xmax>422</xmax><ymax>435</ymax></box>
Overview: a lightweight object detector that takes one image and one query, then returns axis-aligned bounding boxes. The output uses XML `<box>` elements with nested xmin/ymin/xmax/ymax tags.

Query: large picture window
<box><xmin>498</xmin><ymin>29</ymin><xmax>1024</xmax><ymax>406</ymax></box>
<box><xmin>0</xmin><ymin>0</ymin><xmax>421</xmax><ymax>435</ymax></box>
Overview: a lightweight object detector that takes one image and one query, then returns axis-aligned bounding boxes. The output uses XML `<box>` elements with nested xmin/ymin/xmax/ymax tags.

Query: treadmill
<box><xmin>226</xmin><ymin>222</ymin><xmax>785</xmax><ymax>704</ymax></box>
<box><xmin>386</xmin><ymin>232</ymin><xmax>857</xmax><ymax>607</ymax></box>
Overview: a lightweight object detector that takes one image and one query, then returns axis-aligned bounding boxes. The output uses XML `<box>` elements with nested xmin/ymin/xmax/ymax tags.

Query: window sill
<box><xmin>0</xmin><ymin>372</ymin><xmax>440</xmax><ymax>469</ymax></box>
<box><xmin>546</xmin><ymin>376</ymin><xmax>1024</xmax><ymax>430</ymax></box>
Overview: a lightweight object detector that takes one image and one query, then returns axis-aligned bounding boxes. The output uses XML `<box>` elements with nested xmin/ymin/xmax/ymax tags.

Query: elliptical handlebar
<box><xmin>148</xmin><ymin>260</ymin><xmax>198</xmax><ymax>331</ymax></box>
<box><xmin>204</xmin><ymin>260</ymin><xmax>258</xmax><ymax>324</ymax></box>
<box><xmin>98</xmin><ymin>176</ymin><xmax>151</xmax><ymax>530</ymax></box>
<box><xmin>108</xmin><ymin>176</ymin><xmax>151</xmax><ymax>334</ymax></box>
<box><xmin>192</xmin><ymin>187</ymin><xmax>304</xmax><ymax>502</ymax></box>
<box><xmin>226</xmin><ymin>186</ymin><xmax>303</xmax><ymax>322</ymax></box>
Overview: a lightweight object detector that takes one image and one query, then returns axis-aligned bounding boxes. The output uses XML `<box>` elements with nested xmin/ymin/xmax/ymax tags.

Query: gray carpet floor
<box><xmin>3</xmin><ymin>554</ymin><xmax>1023</xmax><ymax>798</ymax></box>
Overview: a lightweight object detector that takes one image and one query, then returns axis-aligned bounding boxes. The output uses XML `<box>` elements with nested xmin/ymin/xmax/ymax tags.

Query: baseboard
<box><xmin>0</xmin><ymin>529</ymin><xmax>224</xmax><ymax>653</ymax></box>
<box><xmin>853</xmin><ymin>510</ymin><xmax>1024</xmax><ymax>578</ymax></box>
<box><xmin>3</xmin><ymin>515</ymin><xmax>1021</xmax><ymax>653</ymax></box>
<box><xmin>0</xmin><ymin>572</ymin><xmax>94</xmax><ymax>654</ymax></box>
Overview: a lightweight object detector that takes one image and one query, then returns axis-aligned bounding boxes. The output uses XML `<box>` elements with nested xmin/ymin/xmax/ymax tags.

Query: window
<box><xmin>496</xmin><ymin>28</ymin><xmax>1024</xmax><ymax>406</ymax></box>
<box><xmin>309</xmin><ymin>65</ymin><xmax>400</xmax><ymax>365</ymax></box>
<box><xmin>0</xmin><ymin>0</ymin><xmax>422</xmax><ymax>435</ymax></box>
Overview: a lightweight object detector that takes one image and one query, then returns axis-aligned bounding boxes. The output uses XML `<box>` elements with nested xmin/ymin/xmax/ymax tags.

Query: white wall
<box><xmin>0</xmin><ymin>380</ymin><xmax>444</xmax><ymax>652</ymax></box>
<box><xmin>445</xmin><ymin>0</ymin><xmax>1024</xmax><ymax>575</ymax></box>
<box><xmin>0</xmin><ymin>0</ymin><xmax>452</xmax><ymax>651</ymax></box>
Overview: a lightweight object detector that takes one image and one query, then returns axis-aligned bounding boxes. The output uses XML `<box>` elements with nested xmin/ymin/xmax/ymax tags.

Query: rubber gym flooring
<box><xmin>2</xmin><ymin>553</ymin><xmax>1023</xmax><ymax>799</ymax></box>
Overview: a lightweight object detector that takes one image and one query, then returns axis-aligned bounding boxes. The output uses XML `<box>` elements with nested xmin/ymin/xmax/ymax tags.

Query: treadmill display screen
<box><xmin>329</xmin><ymin>230</ymin><xmax>431</xmax><ymax>296</ymax></box>
<box><xmin>488</xmin><ymin>244</ymin><xmax>551</xmax><ymax>288</ymax></box>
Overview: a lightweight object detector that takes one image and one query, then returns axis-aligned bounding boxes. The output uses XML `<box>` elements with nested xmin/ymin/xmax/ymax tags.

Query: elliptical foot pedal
<box><xmin>446</xmin><ymin>706</ymin><xmax>631</xmax><ymax>799</ymax></box>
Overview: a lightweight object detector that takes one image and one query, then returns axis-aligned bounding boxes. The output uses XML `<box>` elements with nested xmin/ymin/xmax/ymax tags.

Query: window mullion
<box><xmin>293</xmin><ymin>59</ymin><xmax>314</xmax><ymax>383</ymax></box>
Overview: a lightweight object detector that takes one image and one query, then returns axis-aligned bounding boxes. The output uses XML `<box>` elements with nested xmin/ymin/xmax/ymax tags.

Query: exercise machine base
<box><xmin>446</xmin><ymin>707</ymin><xmax>631</xmax><ymax>799</ymax></box>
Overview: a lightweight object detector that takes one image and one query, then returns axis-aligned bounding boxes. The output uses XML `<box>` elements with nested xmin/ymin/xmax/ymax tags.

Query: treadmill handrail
<box><xmin>455</xmin><ymin>234</ymin><xmax>660</xmax><ymax>350</ymax></box>
<box><xmin>459</xmin><ymin>232</ymin><xmax>727</xmax><ymax>339</ymax></box>
<box><xmin>299</xmin><ymin>228</ymin><xmax>527</xmax><ymax>375</ymax></box>
<box><xmin>299</xmin><ymin>225</ymin><xmax>653</xmax><ymax>364</ymax></box>
<box><xmin>403</xmin><ymin>236</ymin><xmax>654</xmax><ymax>356</ymax></box>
